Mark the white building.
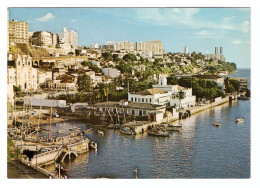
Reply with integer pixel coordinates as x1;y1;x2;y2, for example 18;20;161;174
101;68;121;78
14;54;38;91
61;27;78;48
116;41;135;52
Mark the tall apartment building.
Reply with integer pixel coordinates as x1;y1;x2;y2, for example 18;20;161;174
31;31;52;47
61;27;78;48
136;40;164;55
184;46;188;54
7;10;9;51
116;41;135;52
206;47;226;62
9;19;29;44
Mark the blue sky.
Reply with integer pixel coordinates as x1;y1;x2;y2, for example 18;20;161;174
9;8;251;68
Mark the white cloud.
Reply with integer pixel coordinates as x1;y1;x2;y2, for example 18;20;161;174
195;30;219;39
133;8;235;31
36;13;55;22
232;40;243;44
240;21;250;33
71;19;77;22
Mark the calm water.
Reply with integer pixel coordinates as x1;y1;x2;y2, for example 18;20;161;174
42;69;250;179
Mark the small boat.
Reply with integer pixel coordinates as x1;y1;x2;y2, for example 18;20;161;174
166;123;183;131
212;121;221;127
148;128;169;137
98;130;104;136
238;95;250;100
108;124;121;129
83;128;93;133
89;141;97;149
57;130;65;133
236;117;245;123
120;126;136;135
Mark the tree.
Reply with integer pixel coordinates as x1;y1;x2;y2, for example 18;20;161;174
77;74;91;92
178;90;185;109
167;76;178;85
102;52;112;61
112;54;119;62
123;54;137;62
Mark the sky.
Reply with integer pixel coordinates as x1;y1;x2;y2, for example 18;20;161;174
8;8;251;68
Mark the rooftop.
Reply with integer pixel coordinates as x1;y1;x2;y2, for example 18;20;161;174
135;88;167;95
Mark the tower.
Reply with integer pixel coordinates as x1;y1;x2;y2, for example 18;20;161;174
184;46;188;54
220;47;223;55
215;47;218;54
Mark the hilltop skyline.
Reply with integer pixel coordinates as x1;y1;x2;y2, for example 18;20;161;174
8;8;251;68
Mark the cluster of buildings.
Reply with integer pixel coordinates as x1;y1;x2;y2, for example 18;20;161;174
95;75;196;123
205;46;226;62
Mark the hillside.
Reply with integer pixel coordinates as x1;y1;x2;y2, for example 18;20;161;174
9;44;51;57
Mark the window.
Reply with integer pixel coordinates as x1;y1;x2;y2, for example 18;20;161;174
131;97;133;101
150;98;152;102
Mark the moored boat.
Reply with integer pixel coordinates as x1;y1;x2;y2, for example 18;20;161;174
120;126;136;135
212;121;221;127
108;124;121;129
147;128;169;137
236;117;245;123
83;128;93;133
89;141;97;149
238;95;250;100
98;130;104;135
166;124;183;131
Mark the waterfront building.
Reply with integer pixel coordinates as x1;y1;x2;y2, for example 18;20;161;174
37;69;52;88
232;77;248;91
95;101;165;123
9;19;29;44
89;43;99;49
61;27;78;48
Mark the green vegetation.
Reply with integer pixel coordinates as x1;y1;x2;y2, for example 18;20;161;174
168;76;225;99
7;138;20;162
77;74;91;93
224;78;240;93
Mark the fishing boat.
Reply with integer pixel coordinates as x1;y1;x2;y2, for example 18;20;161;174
238;95;250;100
108;124;121;129
165;123;183;131
83;128;93;133
120;126;136;135
98;130;104;136
148;128;169;137
89;141;97;149
212;121;221;127
236;117;245;123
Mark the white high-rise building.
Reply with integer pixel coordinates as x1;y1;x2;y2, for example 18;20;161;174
184;46;188;54
116;41;135;52
136;40;164;55
61;27;78;48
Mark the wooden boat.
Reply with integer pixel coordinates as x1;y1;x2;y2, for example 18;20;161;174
166;124;183;131
212;121;221;127
236;117;245;123
98;130;104;136
83;128;93;133
108;124;121;129
148;129;169;137
89;141;97;149
120;126;136;135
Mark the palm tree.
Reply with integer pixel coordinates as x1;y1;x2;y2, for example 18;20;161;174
178;90;185;110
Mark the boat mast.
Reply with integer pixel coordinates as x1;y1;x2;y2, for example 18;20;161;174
37;101;42;141
49;105;52;140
